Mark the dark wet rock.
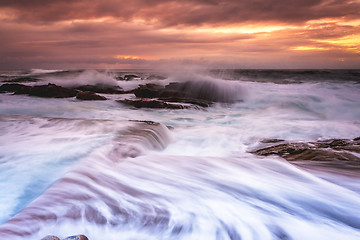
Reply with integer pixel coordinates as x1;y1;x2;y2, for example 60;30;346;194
133;83;180;99
75;85;123;94
133;83;215;108
130;120;160;125
253;142;358;162
124;74;140;81
313;138;360;153
0;83;29;93
118;99;192;109
41;236;61;240
14;85;32;94
15;84;77;98
134;83;164;98
76;91;107;100
158;97;212;108
290;149;359;162
161;81;236;103
2;83;123;98
134;81;239;104
315;139;350;148
146;74;167;80
252;142;310;159
4;77;39;83
250;138;360;170
28;84;77;98
260;139;285;144
129;79;243;109
115;76;124;80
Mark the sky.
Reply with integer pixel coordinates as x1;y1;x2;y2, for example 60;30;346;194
0;0;359;70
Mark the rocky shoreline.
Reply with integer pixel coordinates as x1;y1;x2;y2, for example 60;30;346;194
0;81;226;109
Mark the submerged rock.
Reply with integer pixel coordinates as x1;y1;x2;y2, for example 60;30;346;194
76;91;107;100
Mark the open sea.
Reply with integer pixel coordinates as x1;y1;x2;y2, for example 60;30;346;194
0;69;360;240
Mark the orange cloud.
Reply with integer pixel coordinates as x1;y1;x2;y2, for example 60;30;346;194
0;1;359;69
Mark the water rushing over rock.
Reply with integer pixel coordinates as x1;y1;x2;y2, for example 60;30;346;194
0;118;173;239
0;69;360;240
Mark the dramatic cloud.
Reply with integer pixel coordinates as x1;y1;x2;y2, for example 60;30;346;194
1;0;359;25
0;0;359;69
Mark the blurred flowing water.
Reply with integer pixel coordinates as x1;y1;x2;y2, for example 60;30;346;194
0;69;360;240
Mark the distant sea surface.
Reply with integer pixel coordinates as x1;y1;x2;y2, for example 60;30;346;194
0;69;360;240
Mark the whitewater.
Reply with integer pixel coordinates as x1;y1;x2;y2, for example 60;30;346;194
0;69;359;240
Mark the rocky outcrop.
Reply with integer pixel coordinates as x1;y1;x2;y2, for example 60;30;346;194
133;83;184;99
118;99;195;109
134;83;164;98
132;82;216;108
76;91;107;100
0;83;118;100
75;85;123;94
14;85;32;94
1;79;238;109
134;80;240;103
0;83;29;93
250;137;360;170
3;77;39;83
25;84;77;98
158;97;211;108
0;83;77;98
1;82;123;93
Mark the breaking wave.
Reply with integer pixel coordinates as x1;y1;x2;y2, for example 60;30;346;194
42;70;120;87
167;73;247;103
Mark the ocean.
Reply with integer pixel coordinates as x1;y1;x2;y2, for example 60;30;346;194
0;69;360;240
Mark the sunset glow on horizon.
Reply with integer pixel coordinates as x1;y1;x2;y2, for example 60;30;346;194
0;0;359;69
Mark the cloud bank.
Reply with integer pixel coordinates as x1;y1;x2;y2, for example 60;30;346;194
0;0;359;69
